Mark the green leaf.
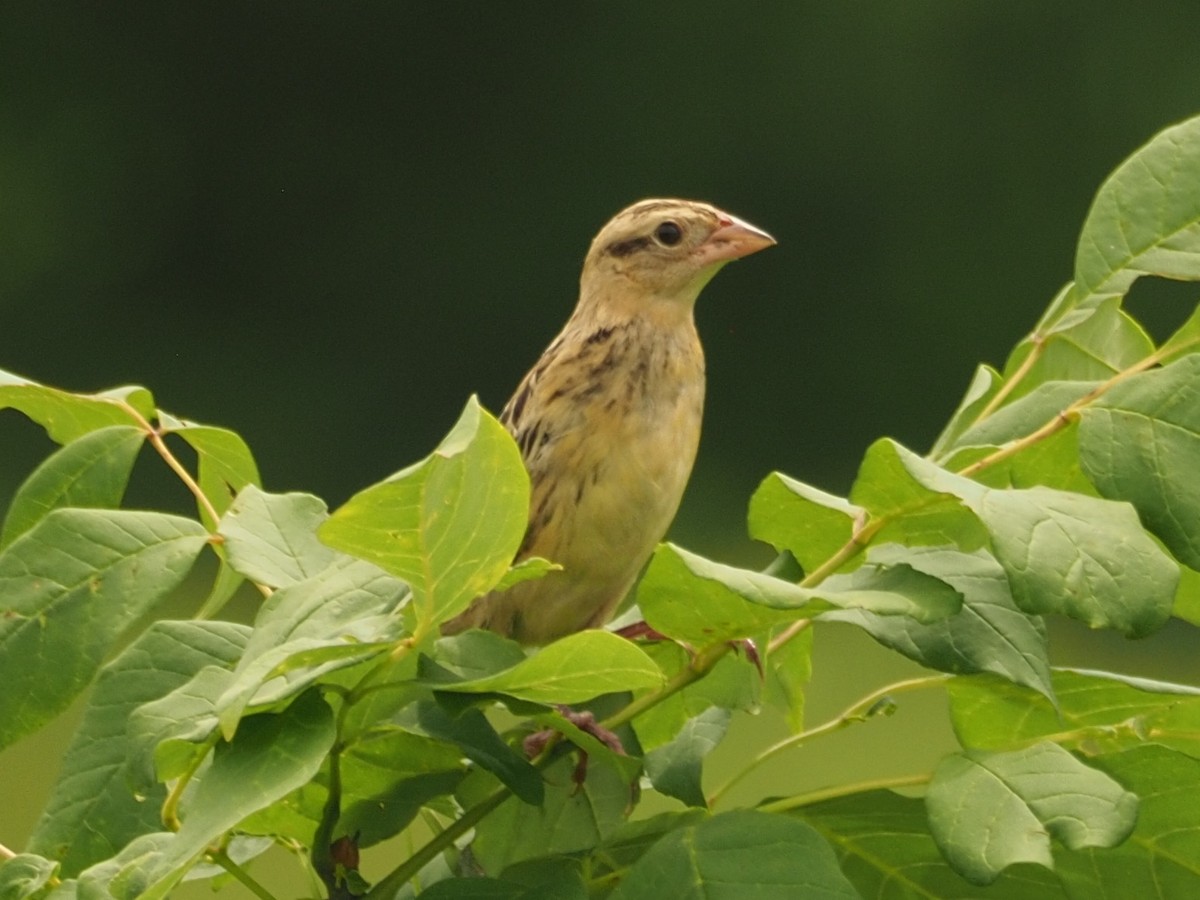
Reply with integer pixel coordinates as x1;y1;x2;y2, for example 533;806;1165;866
818;556;964;623
1174;563;1200;626
609;810;859;900
26;621;249;876
764;625;813;733
160;415;261;528
138;691;336;898
948;668;1200;759
1002;298;1153;404
639;543;958;647
320;396;529;630
317;727;466;847
748;472;861;573
633;643;761;751
951;381;1096;450
437;630;663;705
891;441;1178;636
468;752;633;876
218;486;339;587
643;707;730;807
413;701;542;805
800;790;1066;899
127;665;235;786
492;556;561;592
215;556;407;736
0;509;209;750
0;369;153;444
926;741;1138;884
825;545;1053;701
1074;114;1200;312
1056;745;1200;895
851;438;990;550
944;424;1100;496
1079;354;1200;569
0;854;59;900
0;425;145;550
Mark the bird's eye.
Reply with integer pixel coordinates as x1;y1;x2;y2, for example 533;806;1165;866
654;221;683;246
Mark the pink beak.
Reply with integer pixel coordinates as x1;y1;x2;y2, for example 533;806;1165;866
695;212;776;266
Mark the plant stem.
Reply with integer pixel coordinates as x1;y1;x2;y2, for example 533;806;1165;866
600;641;731;732
118;401;223;528
365;786;510;899
970;337;1044;426
758;772;932;814
208;847;279;900
708;674;947;808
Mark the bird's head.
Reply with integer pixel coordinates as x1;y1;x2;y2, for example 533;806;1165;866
580;199;775;313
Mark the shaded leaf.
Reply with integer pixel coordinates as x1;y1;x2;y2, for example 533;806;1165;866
1080;354;1200;569
0;510;208;750
609;809;859;900
643;707;730;807
825;545;1053;701
0;425;145;550
800;790;1066;900
26;621;249;876
137;691;336;898
926;741;1137;884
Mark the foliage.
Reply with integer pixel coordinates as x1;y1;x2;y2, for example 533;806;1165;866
3;114;1200;899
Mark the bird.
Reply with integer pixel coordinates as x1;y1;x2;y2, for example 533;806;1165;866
445;199;775;644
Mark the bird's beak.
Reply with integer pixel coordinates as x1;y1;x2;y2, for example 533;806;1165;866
695;213;776;266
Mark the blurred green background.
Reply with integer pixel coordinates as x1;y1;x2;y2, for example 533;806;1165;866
3;2;1200;893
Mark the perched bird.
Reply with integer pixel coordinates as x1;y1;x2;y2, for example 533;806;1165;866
446;199;775;644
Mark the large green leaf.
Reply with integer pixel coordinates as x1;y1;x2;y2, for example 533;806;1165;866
25;621;249;877
434;630;663;705
948;669;1200;760
467;752;634;876
0;509;209;750
0;369;154;444
214;555;407;736
890;441;1178;636
137;690;336;899
747;472;860;573
609;810;859;900
1079;354;1200;569
217;486;338;587
0;425;145;550
1074;114;1200;313
925;741;1137;884
638;542;960;646
320;397;528;631
800;790;1066;899
1057;745;1200;896
825;545;1053;701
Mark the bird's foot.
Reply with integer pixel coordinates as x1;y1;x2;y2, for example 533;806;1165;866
523;705;626;789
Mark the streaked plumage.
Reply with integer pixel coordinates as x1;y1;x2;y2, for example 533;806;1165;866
446;199;775;643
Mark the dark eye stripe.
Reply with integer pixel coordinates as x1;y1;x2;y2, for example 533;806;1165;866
605;235;653;258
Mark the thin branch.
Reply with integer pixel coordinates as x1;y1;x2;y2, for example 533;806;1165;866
708;674;947;808
208;847;280;900
365;786;509;899
758;772;932;814
970;337;1045;426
